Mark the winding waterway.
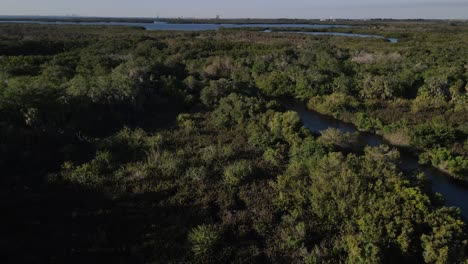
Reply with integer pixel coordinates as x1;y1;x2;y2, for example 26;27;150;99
285;101;468;219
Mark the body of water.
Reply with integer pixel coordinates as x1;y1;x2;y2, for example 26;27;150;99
286;101;468;219
0;20;350;30
0;21;397;42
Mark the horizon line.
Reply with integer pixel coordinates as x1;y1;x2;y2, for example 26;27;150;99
1;14;468;21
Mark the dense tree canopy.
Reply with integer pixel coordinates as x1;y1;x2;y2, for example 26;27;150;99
0;23;467;263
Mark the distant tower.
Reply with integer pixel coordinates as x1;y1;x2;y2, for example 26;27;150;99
216;15;220;20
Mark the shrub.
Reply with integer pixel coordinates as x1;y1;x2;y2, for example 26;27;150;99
188;225;220;259
255;70;293;96
421;208;466;264
411;124;456;149
420;148;468;180
223;160;253;187
61;151;113;190
267;111;302;145
185;166;208;181
200;79;233;107
308;93;360;118
290;137;327;162
157;151;183;178
263;147;284;167
177;113;196;132
210;93;261;128
356;112;383;132
100;127;150;161
318;128;360;150
359;74;396;100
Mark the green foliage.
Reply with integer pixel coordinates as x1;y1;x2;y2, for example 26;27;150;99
411;123;456;149
290;136;327;162
202;56;234;79
275;146;464;262
200;79;234;107
255;70;293;96
308;93;360;118
223;160;253;187
2;23;467;263
318;128;360;150
263;147;284;167
210;93;262;127
421;208;467;264
61;151;113;190
420;148;468;180
359;74;397;100
100;127;159;161
188;225;220;259
177;113;196;132
356;112;383;132
266;110;302;145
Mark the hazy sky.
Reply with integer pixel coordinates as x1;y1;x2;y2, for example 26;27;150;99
1;0;468;19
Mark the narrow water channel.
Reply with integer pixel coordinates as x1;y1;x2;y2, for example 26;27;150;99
285;100;468;219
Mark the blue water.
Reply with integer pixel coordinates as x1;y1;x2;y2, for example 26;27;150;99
0;21;397;42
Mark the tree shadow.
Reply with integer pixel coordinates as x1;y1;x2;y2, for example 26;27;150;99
2;187;206;263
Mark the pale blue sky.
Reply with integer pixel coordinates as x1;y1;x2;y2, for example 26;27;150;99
1;0;468;19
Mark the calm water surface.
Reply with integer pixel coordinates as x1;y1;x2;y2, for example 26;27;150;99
286;101;468;219
0;20;350;30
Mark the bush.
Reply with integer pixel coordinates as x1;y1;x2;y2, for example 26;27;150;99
421;208;466;264
61;151;113;190
308;93;360;118
263;147;284;167
266;111;302;145
223;160;253;187
359;74;397;100
177;113;196;132
200;79;233;107
411;124;456;149
210;93;261;128
318;128;360;150
356;112;383;132
255;70;293;96
100;127;152;162
188;225;220;259
420;148;468;180
290;137;327;162
185;166;208;181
